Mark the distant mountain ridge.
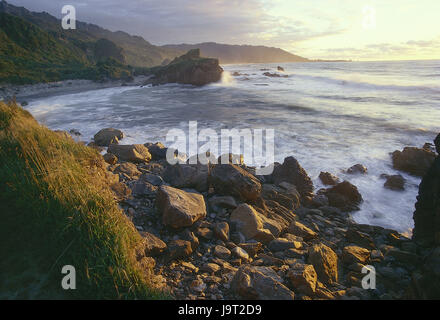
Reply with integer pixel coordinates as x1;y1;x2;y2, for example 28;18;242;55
162;42;309;64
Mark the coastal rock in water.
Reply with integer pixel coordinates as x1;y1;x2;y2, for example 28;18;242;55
270;157;314;200
140;232;167;257
392;146;435;177
319;172;340;186
323;181;363;212
277;66;285;72
347;164;368;174
287;263;317;295
231;265;295;300
383;174;406;191
263;72;288;78
156;185;207;228
163;163;209;192
308;243;338;284
210;164;262;202
150;49;223;86
94;128;124;146
108;144;152;163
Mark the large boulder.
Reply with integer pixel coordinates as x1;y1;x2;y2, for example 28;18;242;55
93;128;124;146
308;243;338;284
392;147;435;177
323;181;363;212
270;157;314;200
287;263;318;296
210;164;262;202
107;144;152;163
162;163;209;192
150;49;223;86
229;204;264;240
156;185;207;228
231;265;295;300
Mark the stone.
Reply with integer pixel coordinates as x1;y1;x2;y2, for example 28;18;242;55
347;164;368;174
156;185;207;228
144;142;167;160
392;146;435;177
140;232;167;256
231;265;295;300
270;157;314;200
230;204;264;240
214;222;230;242
287;263;317;295
319;172;340;186
342;246;370;264
324;181;363;212
94;128;124;146
130;180;158;197
308;244;338;284
108;144;152;163
268;238;301;252
288;221;317;241
163;163;209;192
200;263;221;274
103;153;118;165
140;173;164;186
261;183;300;210
384;174;406;191
237;243;263;257
115;162;141;179
231;246;250;261
167;240;193;260
210;164;262;202
214;245;231;259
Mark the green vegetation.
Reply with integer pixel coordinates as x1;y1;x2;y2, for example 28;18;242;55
0;101;163;299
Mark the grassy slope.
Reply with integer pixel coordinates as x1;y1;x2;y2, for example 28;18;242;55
0;101;163;299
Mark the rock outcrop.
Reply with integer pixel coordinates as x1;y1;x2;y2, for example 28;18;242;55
93;128;124;146
392;146;435;177
149;49;223;86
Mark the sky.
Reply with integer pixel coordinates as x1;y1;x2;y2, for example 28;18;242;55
7;0;440;61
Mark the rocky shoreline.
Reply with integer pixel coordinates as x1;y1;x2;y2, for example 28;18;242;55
61;127;440;300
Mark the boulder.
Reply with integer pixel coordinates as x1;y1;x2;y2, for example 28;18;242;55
103;153;118;165
308;244;338;284
268;238;301;252
261;183;300;210
319;172;340;186
231;265;295;300
114;162;141;179
162;163;209;192
214;245;231;260
210;164;262;202
140;232;167;256
231;246;250;261
230;204;267;241
94;128;124;146
144;142;167;160
214;222;230;242
383;174;406;191
287;263;317;296
167;240;193;260
156;185;207;228
323;181;363;212
107;144;152;163
392;147;435;177
342;246;370;264
150;49;223;86
208;196;237;213
288;221;317;241
270;157;314;200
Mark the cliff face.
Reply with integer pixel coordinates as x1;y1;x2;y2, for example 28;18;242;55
410;133;440;298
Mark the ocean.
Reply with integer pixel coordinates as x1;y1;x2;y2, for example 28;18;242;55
24;59;440;234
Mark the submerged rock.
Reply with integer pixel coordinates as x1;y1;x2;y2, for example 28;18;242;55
383;174;406;191
319;172;340;186
347;164;368;175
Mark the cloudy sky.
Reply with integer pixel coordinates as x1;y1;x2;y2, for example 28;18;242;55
7;0;440;61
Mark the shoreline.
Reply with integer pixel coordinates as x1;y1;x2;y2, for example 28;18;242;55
0;75;151;102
